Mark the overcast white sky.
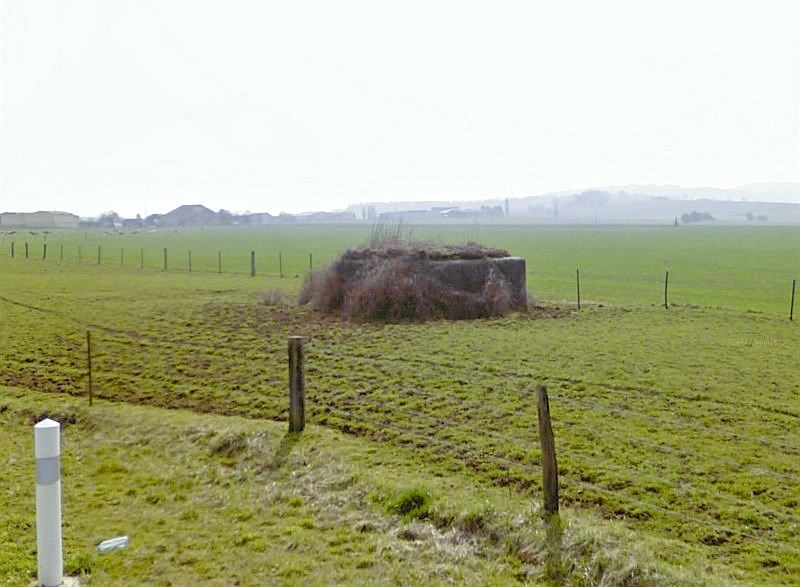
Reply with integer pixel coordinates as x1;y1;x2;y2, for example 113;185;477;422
2;0;798;217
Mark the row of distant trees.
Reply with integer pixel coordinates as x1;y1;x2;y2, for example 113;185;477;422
745;212;769;222
679;210;769;224
680;211;714;224
96;211;122;227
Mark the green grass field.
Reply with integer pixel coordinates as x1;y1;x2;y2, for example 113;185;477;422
2;224;797;313
0;387;743;586
1;224;798;585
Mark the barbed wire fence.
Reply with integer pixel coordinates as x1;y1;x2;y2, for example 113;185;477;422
3;236;798;318
3;238;313;279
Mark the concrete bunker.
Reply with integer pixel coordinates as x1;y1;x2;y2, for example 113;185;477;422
300;242;527;321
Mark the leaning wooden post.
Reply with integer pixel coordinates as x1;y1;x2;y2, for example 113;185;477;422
664;270;669;310
791;279;796;321
87;331;93;406
250;251;256;277
34;418;63;587
536;384;559;514
576;269;581;310
288;336;306;433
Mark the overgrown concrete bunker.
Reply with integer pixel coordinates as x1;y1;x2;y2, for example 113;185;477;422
300;243;527;321
424;256;527;310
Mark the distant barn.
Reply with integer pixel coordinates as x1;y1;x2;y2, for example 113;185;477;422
0;211;80;229
156;205;220;227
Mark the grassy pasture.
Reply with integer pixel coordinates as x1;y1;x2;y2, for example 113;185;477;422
1;224;798;585
0;387;743;586
2;224;797;314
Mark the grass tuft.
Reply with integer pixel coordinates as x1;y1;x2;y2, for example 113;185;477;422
262;288;292;307
208;430;248;458
378;487;433;521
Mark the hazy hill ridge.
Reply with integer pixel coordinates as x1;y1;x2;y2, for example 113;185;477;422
344;182;799;224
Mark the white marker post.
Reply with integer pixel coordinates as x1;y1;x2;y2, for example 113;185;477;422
35;418;63;587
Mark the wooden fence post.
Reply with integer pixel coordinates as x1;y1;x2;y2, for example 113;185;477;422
309;252;313;273
279;252;283;278
250;251;256;277
43;244;47;260
87;331;93;406
163;248;168;271
97;246;102;265
791;279;796;321
10;241;14;257
25;242;29;258
188;251;192;273
218;251;222;274
664;271;669;310
536;384;558;514
576;269;581;310
288;336;306;433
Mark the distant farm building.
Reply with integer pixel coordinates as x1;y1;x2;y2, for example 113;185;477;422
121;217;145;228
0;211;80;229
294;211;357;223
156;205;219;227
378;206;504;222
239;212;274;225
